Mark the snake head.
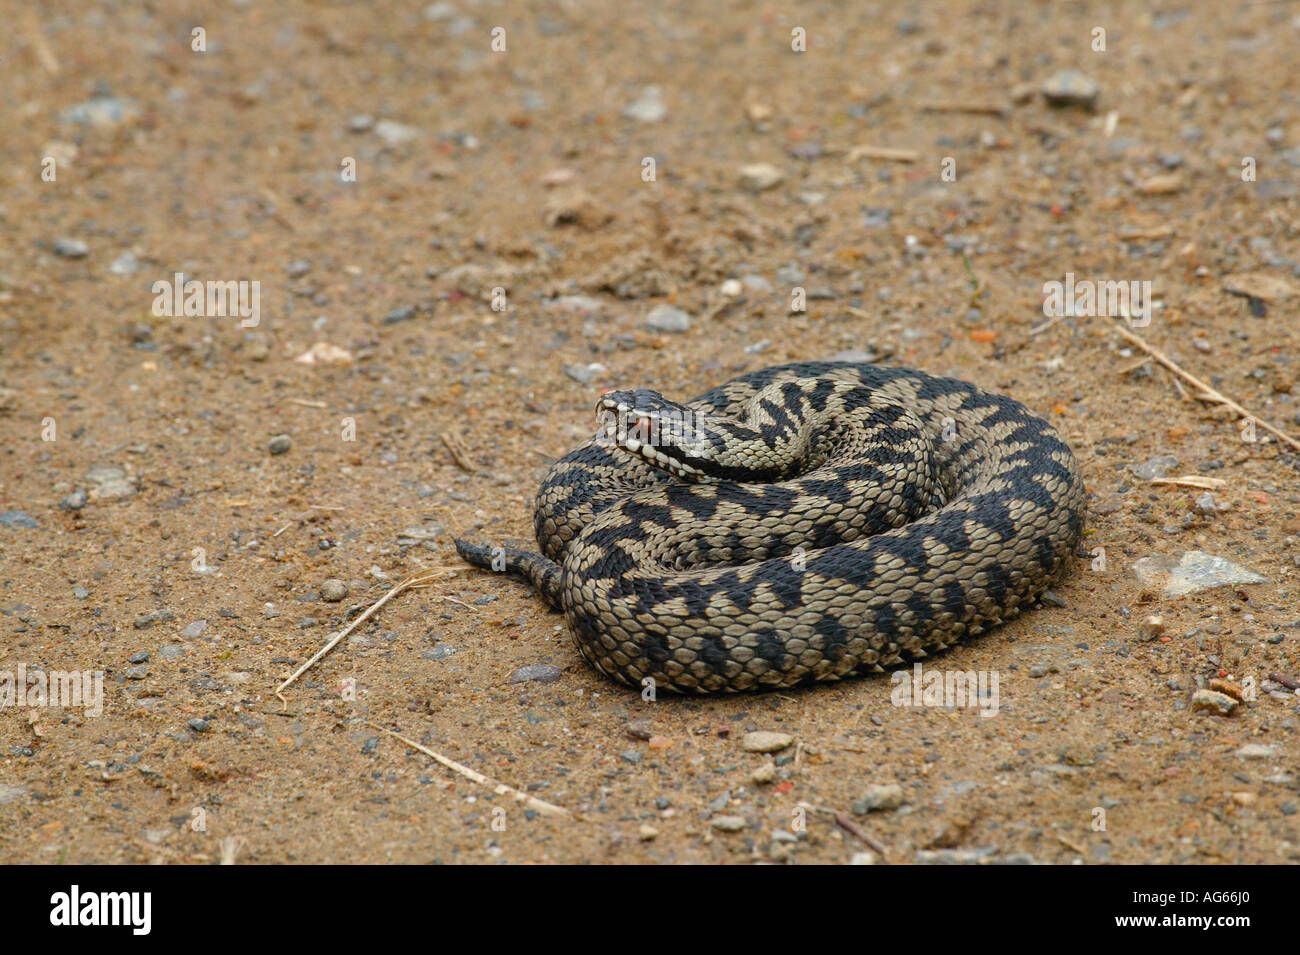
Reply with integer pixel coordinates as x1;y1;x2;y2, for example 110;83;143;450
596;390;718;480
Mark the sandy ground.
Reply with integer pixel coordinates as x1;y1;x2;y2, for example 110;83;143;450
2;0;1299;864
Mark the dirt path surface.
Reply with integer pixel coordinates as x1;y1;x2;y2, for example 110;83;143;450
2;1;1299;864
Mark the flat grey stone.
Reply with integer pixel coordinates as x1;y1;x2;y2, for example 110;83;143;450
644;304;691;333
1132;551;1267;597
509;664;563;684
0;510;37;528
1042;70;1099;110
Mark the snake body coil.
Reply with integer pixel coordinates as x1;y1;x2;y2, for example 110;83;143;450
456;361;1086;694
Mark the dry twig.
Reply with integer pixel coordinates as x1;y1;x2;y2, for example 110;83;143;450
1115;323;1300;452
846;145;918;163
274;569;449;704
372;724;573;819
440;432;477;471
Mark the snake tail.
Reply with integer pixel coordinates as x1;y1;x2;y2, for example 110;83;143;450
452;538;563;609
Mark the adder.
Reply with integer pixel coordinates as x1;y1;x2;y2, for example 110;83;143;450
455;360;1086;694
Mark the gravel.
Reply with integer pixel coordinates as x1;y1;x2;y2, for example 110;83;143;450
61;489;88;511
738;163;785;191
133;610;175;629
1130;455;1179;480
740;731;793;753
53;238;90;258
622;85;666;123
1131;551;1268;597
320;579;349;602
508;664;563;684
0;511;38;529
1042;70;1100;110
644;304;691;333
851;783;904;813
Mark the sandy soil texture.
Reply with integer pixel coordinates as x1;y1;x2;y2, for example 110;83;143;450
2;1;1299;864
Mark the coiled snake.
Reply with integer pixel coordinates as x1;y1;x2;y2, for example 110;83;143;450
456;361;1085;694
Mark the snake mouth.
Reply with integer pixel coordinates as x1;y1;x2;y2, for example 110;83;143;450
597;393;713;480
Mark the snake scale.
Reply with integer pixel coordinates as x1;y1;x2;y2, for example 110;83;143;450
455;361;1086;694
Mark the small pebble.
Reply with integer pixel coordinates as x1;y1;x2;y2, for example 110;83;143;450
563;363;606;385
59;96;140;127
268;434;293;455
128;652;150;664
374;119;422;145
1131;455;1179;480
1191;689;1239;716
622;86;666;123
61;489;89;511
737;163;785;192
383;305;417;325
626;721;654;740
710;815;747;832
109;251;138;275
0;510;38;529
133;609;175;630
1131;551;1268;597
1137;173;1184;195
53;238;90;259
1138;615;1165;641
1042;70;1100;110
851;783;904;814
740;731;793;753
188;718;209;732
644;304;691;333
1234;743;1276;759
0;784;29;804
320;579;349;602
508;664;562;684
